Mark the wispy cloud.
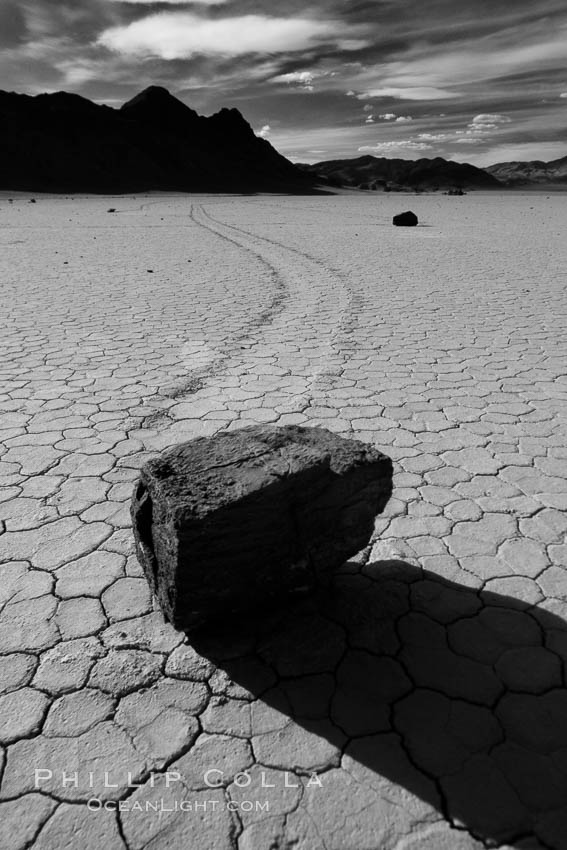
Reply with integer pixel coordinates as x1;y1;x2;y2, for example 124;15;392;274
376;112;413;122
462;140;567;167
269;68;340;93
99;13;369;59
356;86;455;101
359;140;432;153
271;70;316;91
469;113;512;129
273;71;315;85
0;2;28;47
111;0;228;4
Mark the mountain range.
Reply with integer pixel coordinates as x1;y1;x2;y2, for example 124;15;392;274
0;86;313;194
485;156;567;185
296;155;500;191
0;86;565;193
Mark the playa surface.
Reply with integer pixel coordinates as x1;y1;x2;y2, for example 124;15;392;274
1;192;566;849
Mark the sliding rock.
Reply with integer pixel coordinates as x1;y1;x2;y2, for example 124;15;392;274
393;210;418;226
131;424;393;630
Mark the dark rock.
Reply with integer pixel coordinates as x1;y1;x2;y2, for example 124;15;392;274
393;211;418;226
131;425;393;631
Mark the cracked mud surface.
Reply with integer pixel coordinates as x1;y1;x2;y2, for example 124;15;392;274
0;192;566;850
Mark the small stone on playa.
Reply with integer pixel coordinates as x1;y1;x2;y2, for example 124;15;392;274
393;211;418;226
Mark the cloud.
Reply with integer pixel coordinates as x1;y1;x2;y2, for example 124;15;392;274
365;109;411;126
271;70;324;91
342;25;567;117
450;113;514;142
376;112;412;122
257;124;270;138
112;0;228;3
359;140;432;153
418;133;451;141
273;71;314;85
56;59;101;85
99;13;369;59
357;86;456;101
409;114;513;150
355;111;514;161
463;140;567;168
355;33;567;99
0;2;28;47
561;92;567;98
469;113;512;130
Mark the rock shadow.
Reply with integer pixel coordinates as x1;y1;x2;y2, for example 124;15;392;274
191;559;567;849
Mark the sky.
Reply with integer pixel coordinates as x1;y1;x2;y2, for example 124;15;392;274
1;0;566;165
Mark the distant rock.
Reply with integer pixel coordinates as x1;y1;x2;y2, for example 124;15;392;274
131;424;393;630
393;211;418;226
0;86;317;194
298;154;501;191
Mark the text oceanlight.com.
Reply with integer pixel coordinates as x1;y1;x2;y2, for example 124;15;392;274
87;798;271;813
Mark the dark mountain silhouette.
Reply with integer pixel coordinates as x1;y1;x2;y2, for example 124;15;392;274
485;155;567;186
0;86;315;194
298;154;501;191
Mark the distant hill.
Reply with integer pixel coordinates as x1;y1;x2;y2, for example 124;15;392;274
0;86;315;194
297;154;501;191
485;155;567;186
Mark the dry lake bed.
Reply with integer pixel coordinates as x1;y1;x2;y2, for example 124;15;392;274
1;192;566;850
